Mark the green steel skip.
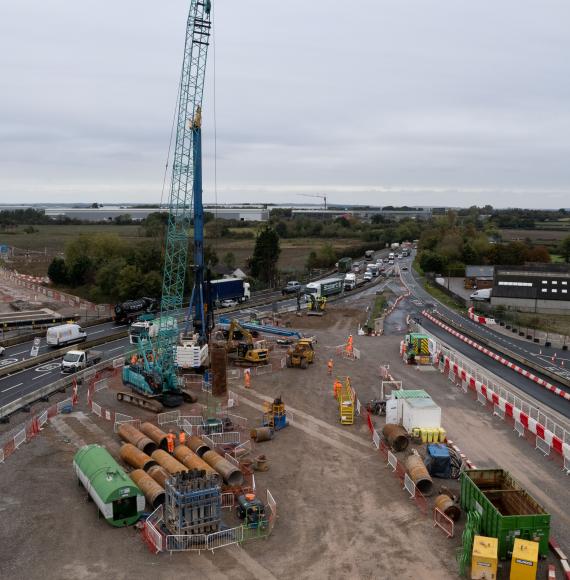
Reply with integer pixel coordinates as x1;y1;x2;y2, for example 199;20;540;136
74;444;144;527
460;469;550;559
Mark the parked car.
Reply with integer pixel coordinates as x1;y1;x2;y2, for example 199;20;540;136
282;281;302;295
220;298;238;308
470;289;492;302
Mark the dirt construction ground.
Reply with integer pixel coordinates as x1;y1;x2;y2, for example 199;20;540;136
0;289;569;579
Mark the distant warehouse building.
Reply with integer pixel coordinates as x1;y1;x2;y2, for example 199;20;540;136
491;264;570;314
464;265;494;289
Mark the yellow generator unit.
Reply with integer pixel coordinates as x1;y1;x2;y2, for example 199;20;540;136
471;535;498;580
509;539;538;580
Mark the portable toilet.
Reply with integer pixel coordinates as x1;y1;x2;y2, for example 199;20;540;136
509;539;538;580
471;535;498;579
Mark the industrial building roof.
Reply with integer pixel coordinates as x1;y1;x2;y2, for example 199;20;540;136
465;265;494;278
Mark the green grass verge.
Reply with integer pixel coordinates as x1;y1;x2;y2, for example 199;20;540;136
422;280;466;314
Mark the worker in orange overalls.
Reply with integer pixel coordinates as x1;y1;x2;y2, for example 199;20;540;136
346;334;353;354
166;430;175;454
179;430;186;446
327;358;334;375
244;368;251;389
130;354;137;365
333;378;343;400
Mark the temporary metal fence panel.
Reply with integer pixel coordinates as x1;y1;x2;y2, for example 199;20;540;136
267;489;276;517
227;390;239;408
224;453;241;468
353;347;361;360
0;449;4;463
184;374;203;386
226;369;241;380
255;364;273;376
38;410;48;428
114;417;140;433
387;451;398;472
448;369;455;382
112;357;124;369
94;378;108;392
477;392;487;407
356;399;361;416
404;473;416;498
515;421;525;438
493;405;505;420
91;402;102;417
207;431;241;446
202;380;212;394
461;380;468;393
166;534;207;553
57;397;73;413
221;493;235;509
433;507;455;538
145;506;164;552
564;456;570;475
535;436;551;456
233;439;252;457
226;413;247;430
207;526;243;552
372;429;380;449
158;410;180;426
14;428;26;449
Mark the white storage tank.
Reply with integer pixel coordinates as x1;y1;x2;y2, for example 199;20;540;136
402;398;441;432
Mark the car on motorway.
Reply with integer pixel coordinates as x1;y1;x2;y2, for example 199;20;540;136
282;281;302;295
220;298;238;308
363;271;373;282
0;346;4;356
401;265;408;270
383;258;389;263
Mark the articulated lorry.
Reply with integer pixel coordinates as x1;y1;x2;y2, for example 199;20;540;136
304;277;344;300
114;297;157;325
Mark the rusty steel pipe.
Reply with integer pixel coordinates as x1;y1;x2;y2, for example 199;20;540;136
202;450;244;486
117;423;157;455
405;454;433;496
129;469;165;509
188;435;210;457
140;422;169;451
119;443;157;472
382;423;409;452
173;445;220;482
150;449;188;475
147;464;171;488
435;494;460;521
250;427;273;443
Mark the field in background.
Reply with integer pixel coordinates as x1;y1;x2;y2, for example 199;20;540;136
499;228;568;248
0;224;364;276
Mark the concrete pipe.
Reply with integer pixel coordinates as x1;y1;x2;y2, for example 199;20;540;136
129;469;165;509
405;454;433;496
173;445;220;482
250;427;273;443
202;450;244;486
119;443;157;472
435;494;460;521
147;464;171;488
382;424;409;452
188;435;210;458
140;422;169;451
151;449;188;475
117;423;157;455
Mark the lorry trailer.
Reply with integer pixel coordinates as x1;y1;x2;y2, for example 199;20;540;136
304;277;344;300
209;278;250;305
74;444;144;527
114;297;157;324
337;257;353;273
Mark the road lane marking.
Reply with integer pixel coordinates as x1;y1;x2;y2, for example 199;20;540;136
1;382;23;393
88;329;106;335
32;372;51;381
108;345;124;352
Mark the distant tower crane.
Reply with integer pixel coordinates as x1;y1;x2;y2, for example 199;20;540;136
122;0;213;408
297;193;328;211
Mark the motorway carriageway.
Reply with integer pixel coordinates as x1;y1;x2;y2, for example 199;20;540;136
0;250;393;411
406;265;570;382
399;264;570;419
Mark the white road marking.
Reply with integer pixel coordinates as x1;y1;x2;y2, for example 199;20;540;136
108;345;124;353
88;329;106;335
1;382;23;393
32;372;51;381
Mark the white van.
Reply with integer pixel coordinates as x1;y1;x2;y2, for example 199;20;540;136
470;288;492;302
46;323;87;347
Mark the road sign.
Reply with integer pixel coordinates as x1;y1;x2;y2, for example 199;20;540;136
30;337;40;357
0;244;8;254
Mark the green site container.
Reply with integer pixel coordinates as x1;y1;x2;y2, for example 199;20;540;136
460;469;550;559
74;444;144;527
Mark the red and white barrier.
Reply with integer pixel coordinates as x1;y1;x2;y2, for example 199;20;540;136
423;310;570;402
439;353;569;460
467;306;495;325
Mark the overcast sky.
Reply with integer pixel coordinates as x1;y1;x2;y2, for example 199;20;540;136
1;0;569;208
